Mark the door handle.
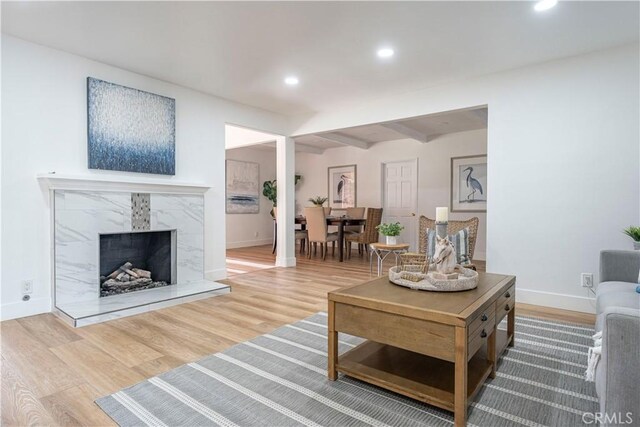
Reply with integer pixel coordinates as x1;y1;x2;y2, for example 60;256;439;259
411;213;416;216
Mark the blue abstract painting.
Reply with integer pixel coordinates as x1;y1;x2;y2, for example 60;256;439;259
87;77;175;175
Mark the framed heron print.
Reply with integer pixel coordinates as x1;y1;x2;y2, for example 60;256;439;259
328;164;357;209
451;155;487;212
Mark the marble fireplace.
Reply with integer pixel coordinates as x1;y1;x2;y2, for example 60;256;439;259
99;229;177;296
46;177;229;327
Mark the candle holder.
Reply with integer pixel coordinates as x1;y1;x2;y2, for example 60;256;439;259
436;221;448;239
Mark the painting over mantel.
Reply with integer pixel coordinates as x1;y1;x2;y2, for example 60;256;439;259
87;77;176;175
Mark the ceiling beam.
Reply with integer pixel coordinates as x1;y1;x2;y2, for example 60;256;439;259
313;133;370;150
295;143;325;155
380;122;428;143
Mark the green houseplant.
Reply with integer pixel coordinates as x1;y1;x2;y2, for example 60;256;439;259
623;226;640;250
262;175;302;217
308;196;328;207
376;222;405;245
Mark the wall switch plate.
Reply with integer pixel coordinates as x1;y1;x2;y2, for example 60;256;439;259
254;232;259;237
581;273;594;288
22;280;33;294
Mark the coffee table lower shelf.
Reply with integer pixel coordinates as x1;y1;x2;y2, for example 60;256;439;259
337;340;494;412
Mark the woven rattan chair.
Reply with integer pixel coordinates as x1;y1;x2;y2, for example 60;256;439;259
305;207;338;260
418;216;479;270
344;207;366;235
345;208;383;259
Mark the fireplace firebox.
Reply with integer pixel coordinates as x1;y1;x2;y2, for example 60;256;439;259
99;230;177;297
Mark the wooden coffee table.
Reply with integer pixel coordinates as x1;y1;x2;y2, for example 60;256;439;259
328;272;516;427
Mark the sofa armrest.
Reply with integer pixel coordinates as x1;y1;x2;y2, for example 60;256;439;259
600;250;640;284
600;307;640;425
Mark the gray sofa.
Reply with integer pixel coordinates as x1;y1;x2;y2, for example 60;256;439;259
595;250;640;425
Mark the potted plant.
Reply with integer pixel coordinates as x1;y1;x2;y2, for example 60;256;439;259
308;196;328;207
623;226;640;250
376;222;404;245
262;175;302;217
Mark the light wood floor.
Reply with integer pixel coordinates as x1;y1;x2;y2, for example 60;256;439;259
1;244;594;426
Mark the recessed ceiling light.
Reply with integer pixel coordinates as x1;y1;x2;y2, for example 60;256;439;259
534;0;558;12
284;76;299;86
377;48;395;59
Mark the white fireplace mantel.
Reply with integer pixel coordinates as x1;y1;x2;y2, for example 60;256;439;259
37;173;211;194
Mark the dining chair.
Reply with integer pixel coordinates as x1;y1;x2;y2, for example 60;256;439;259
344;207;366;235
305;207;338;260
295;229;308;254
345;208;383;259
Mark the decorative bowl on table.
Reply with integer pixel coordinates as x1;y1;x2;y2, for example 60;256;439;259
389;264;479;292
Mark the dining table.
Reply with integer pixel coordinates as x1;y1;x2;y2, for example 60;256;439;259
272;216;367;262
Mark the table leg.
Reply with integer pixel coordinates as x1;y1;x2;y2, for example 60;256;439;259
369;246;374;274
338;222;344;262
488;325;497;379
328;301;338;380
507;305;515;347
454;326;468;427
272;220;277;254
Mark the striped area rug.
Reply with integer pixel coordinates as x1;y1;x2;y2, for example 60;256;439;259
96;313;598;427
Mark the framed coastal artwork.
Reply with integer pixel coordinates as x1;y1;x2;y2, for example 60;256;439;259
226;159;260;214
328;164;357;209
87;77;176;175
451;155;487;212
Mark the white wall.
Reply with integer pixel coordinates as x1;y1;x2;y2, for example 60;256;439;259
296;130;488;260
226;146;276;249
292;44;640;313
1;36;289;320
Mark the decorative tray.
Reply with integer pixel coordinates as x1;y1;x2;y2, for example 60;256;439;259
388;264;479;292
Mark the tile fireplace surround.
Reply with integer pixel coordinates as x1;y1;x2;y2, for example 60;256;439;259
42;175;229;327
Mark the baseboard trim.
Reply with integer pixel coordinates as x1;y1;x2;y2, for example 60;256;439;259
516;288;596;314
205;268;227;281
226;239;273;249
1;297;52;321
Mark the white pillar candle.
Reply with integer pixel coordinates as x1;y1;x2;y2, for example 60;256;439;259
436;207;449;223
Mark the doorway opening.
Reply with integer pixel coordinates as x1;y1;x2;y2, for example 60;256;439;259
224;124;279;277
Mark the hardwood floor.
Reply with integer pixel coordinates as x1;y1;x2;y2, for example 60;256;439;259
1;244;592;426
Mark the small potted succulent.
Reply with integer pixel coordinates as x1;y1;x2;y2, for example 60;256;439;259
308;196;328;207
623;226;640;250
376;222;404;245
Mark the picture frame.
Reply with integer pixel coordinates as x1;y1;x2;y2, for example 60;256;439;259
328;164;357;209
450;155;487;212
226;159;260;214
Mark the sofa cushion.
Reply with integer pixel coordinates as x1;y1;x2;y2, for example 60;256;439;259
596;283;639;313
596;288;640;332
596;281;638;298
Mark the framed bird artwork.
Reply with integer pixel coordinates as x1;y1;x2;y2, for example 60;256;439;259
450;155;487;212
328;164;357;209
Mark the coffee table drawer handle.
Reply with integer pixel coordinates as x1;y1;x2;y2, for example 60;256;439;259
505;304;511;311
481;314;488;321
480;329;487;338
505;291;511;298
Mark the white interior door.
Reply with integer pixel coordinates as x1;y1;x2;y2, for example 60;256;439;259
382;159;418;250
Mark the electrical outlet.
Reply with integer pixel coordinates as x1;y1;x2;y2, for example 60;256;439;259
22;280;33;294
581;273;594;288
254;231;259;237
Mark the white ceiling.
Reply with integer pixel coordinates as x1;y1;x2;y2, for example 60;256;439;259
227;107;487;154
295;106;488;153
2;2;638;116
